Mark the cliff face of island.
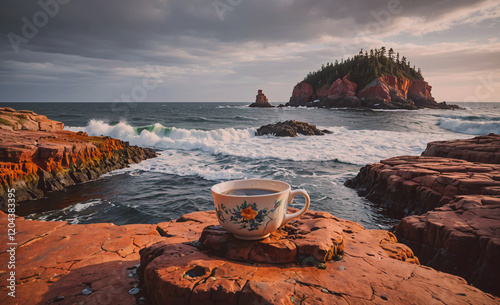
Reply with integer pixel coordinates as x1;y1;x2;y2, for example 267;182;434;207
0;107;156;208
346;134;500;296
287;48;459;110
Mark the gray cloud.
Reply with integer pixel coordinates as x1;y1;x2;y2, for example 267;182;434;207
0;0;499;102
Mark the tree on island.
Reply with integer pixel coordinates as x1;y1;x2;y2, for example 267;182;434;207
302;48;424;92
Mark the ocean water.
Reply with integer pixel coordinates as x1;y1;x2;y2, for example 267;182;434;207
8;102;500;229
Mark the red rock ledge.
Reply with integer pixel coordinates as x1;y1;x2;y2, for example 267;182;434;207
1;210;497;305
0;107;156;208
395;195;500;296
422;133;500;164
346;134;500;296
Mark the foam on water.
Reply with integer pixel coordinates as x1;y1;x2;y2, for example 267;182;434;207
67;120;470;168
30;199;108;224
124;150;251;181
438;117;500;135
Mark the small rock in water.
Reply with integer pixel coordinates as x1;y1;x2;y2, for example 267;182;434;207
53;295;65;302
81;288;92;296
128;272;134;277
129;287;140;295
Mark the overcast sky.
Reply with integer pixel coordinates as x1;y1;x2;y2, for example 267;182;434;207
1;0;499;103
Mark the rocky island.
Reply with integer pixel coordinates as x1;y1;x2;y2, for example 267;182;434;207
0;107;156;208
285;48;460;110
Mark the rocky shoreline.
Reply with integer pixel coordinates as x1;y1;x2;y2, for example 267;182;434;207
346;133;500;296
1;108;499;302
2;210;498;304
0;107;156;209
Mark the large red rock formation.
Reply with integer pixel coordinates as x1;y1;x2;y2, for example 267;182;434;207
317;74;362;108
287;75;459;109
316;74;358;100
288;82;316;106
346;134;500;295
0;108;156;208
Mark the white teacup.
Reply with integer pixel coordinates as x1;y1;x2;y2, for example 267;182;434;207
211;179;310;240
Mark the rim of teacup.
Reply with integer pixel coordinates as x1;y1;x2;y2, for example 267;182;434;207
211;179;290;197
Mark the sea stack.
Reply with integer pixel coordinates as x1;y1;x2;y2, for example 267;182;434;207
249;89;274;108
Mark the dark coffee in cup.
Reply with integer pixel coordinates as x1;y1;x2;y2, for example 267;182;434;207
222;188;278;196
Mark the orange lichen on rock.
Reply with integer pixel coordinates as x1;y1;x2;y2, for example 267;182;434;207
0;108;156;206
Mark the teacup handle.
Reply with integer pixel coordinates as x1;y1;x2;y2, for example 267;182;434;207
281;189;310;226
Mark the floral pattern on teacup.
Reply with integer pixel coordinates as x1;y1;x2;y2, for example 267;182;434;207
215;199;282;232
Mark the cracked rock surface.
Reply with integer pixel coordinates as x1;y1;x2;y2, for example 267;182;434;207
422;134;500;164
198;212;345;264
0;210;497;304
0;212;165;304
346;134;500;297
139;211;497;305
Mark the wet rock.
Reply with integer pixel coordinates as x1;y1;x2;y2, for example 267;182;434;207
256;120;327;137
128;287;140;295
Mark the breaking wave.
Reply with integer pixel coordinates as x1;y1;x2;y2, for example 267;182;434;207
67;119;468;166
438;117;500;135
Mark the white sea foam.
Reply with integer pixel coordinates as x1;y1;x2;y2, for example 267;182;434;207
31;199;106;224
438;118;500;135
125;150;252;181
66;120;471;168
